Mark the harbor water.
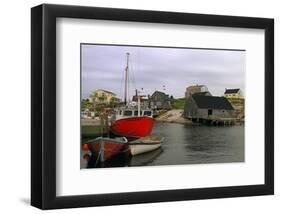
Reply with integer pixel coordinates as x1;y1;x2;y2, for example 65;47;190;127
81;122;244;168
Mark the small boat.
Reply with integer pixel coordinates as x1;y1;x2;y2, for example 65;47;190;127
128;135;164;156
86;137;129;162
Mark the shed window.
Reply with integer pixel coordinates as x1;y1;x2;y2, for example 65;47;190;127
208;109;213;115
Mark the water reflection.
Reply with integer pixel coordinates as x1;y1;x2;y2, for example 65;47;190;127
129;148;163;166
81;122;244;168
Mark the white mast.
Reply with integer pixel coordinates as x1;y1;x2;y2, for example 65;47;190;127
124;53;129;105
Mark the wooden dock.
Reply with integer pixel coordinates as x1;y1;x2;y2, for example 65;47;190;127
189;116;237;126
81;118;109;136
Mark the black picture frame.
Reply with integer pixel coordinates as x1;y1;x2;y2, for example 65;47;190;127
31;4;274;210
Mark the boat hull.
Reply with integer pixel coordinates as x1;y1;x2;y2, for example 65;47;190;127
129;135;164;156
130;143;161;156
110;116;155;138
88;138;129;162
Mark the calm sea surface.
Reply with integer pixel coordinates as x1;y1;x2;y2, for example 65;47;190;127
81;122;244;168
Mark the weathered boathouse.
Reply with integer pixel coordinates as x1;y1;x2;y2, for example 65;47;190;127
184;93;235;125
149;91;171;110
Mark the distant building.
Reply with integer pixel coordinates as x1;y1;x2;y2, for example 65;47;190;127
185;85;209;99
224;88;243;99
132;95;149;108
90;89;120;106
149;91;171;110
184;93;235;120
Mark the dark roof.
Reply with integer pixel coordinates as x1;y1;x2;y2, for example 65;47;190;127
224;89;240;94
151;91;169;98
192;91;211;96
192;94;234;110
152;91;166;96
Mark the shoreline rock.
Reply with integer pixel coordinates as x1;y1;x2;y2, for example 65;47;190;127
155;109;193;124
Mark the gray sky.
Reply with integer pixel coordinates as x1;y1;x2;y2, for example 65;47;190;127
81;44;245;100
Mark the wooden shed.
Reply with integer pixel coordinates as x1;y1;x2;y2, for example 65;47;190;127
184;93;235;125
149;91;171;110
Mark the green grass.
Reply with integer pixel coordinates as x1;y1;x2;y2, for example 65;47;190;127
171;98;186;109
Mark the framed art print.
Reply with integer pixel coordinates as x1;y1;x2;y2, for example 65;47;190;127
31;4;274;209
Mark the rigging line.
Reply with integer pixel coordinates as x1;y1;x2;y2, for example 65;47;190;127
128;52;137;98
119;54;126;102
119;67;124;102
128;57;130;103
136;48;141;93
130;58;137;91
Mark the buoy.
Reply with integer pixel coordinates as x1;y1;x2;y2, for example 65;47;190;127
83;153;91;161
82;143;89;151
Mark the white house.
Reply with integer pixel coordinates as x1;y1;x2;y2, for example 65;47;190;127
224;88;243;99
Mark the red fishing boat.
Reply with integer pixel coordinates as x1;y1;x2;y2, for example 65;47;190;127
111;113;154;138
110;53;155;138
86;137;129;162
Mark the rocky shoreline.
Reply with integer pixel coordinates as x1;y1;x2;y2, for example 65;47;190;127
155;109;193;124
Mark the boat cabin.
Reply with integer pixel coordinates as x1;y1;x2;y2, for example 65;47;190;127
117;109;153;118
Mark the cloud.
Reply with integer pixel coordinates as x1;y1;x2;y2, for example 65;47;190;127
81;44;245;99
